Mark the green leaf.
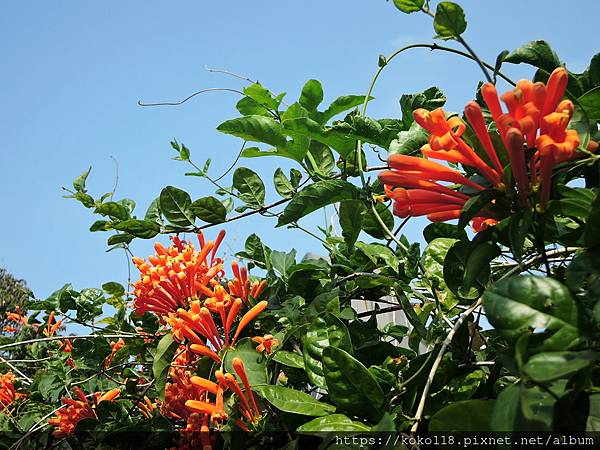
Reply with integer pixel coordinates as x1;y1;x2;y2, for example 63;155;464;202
522;351;597;382
159;186;195;227
272;351;305;369
388;121;428;155
102;282;125;297
339;200;365;247
73;166;92;193
273;168;295;198
504;40;562;73
152;333;179;401
458;189;501;229
217;115;287;147
509;208;533;261
271;249;297;278
224;337;269;386
299;79;324;111
95;201;130;221
243;82;283;111
277;180;361;226
302;313;352;389
233;167;266;207
483;276;582;351
113;219;160;239
296;414;370;433
323;347;385;422
433;2;467;40
577;86;600;120
444;237;500;300
237;234;272;270
392;0;424;14
429;400;495;432
361;202;394;239
190;196;227;224
283;117;355;157
144;197;162;224
422;237;459;287
107;233;133;246
253;385;335;416
305;141;335;178
241;144;307;163
317;95;370;124
584;193;600;248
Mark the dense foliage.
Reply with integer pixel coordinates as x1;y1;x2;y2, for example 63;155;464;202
1;1;600;449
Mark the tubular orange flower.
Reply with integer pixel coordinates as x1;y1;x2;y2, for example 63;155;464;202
381;67;591;227
48;387;121;438
232;301;269;346
132;232;226;317
43;312;62;337
104;338;125;368
189;344;221;363
6;307;28;326
232;358;260;419
0;373;18;411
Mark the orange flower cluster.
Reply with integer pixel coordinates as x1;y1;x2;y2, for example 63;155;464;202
132;232;272;447
48;387;121;438
132;231;266;318
0;372;21;411
380;67;596;229
4;307;28;333
104;338;125;368
43;312;63;337
164;349;261;449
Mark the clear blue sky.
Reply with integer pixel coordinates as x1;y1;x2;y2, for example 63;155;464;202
2;1;598;300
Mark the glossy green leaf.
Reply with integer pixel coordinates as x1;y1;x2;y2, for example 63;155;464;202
522;351;597;382
483;276;582;351
296;414;370;433
73;166;92;193
339;200;365;246
504;40;561;73
302;313;352;389
272;350;305;369
159;186;195;227
433;2;467;40
429;399;495;432
361;202;394;239
509;208;533;261
323;347;384;422
277;180;361;226
144;197;162;223
273;168;295;198
190;196;227;224
152;333;179;401
253;385;335;416
217;115;287;147
95;202;130;221
392;0;424;14
233;167;266;207
224;337;269;386
283;117;355;157
113;219;160;239
388;121;428;155
578;86;600;121
584;193;600;248
317;95;369;124
299;79;324;111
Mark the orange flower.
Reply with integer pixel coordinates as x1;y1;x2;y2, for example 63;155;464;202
104;338;125;368
43;312;62;337
6;307;28;326
252;334;279;354
48;387;121;438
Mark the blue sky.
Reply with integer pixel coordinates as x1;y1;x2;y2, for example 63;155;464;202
1;0;599;300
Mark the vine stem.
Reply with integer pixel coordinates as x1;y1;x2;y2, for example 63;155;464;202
498;247;580;280
0;334;155;352
410;298;482;434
